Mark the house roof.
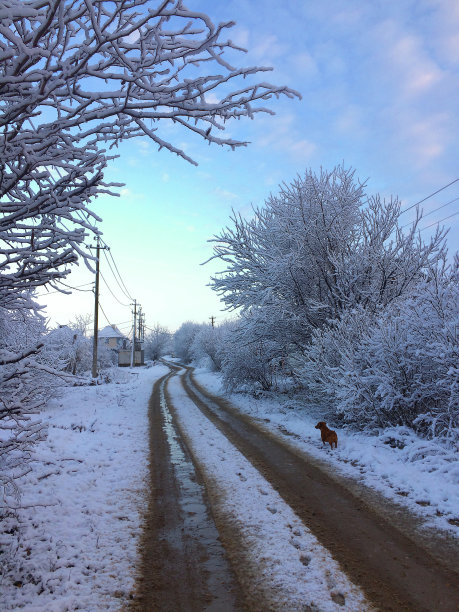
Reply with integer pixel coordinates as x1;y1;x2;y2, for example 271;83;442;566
98;325;127;339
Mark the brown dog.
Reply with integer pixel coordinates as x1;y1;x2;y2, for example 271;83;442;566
315;422;338;449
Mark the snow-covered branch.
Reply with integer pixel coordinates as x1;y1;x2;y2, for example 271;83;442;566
1;0;299;306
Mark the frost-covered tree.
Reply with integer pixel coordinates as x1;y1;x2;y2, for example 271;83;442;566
144;323;171;360
69;313;93;338
0;308;55;506
208;166;446;361
43;324;92;375
1;0;299;307
208;165;456;436
173;321;202;363
190;323;224;371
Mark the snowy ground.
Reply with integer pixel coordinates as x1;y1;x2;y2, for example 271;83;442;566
0;363;168;612
168;372;371;611
193;369;459;538
2;361;457;611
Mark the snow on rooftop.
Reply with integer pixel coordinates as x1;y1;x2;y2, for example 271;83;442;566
98;325;126;339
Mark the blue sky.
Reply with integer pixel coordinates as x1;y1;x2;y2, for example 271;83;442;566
39;0;459;336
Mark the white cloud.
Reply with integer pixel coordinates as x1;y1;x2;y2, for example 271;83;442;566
292;52;318;77
231;26;250;50
371;20;444;99
214;187;239;201
402;113;450;166
256;114;317;162
250;34;288;65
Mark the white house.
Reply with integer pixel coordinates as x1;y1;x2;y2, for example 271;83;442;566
98;325;129;351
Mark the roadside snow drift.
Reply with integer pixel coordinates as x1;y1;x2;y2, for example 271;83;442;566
1;364;168;611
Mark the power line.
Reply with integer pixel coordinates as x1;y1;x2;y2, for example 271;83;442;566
400;177;459;215
99;270;130;307
60;281;94;291
419;210;459;233
101;247;133;302
98;300;116;328
35;282;94;297
400;196;459;230
100;240;134;301
108;248;134;301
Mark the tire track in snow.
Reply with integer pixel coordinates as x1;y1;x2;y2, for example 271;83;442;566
166;367;371;612
130;369;244;611
174;363;459;612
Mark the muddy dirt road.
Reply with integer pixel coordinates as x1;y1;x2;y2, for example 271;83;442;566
129;367;245;611
130;363;459;611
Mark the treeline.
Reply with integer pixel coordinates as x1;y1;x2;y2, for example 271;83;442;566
175;166;458;442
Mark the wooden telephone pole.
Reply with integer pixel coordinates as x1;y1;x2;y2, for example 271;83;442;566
130;299;137;367
90;237;107;379
137;307;143;342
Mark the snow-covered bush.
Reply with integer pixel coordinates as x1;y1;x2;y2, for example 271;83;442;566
144;324;172;361
215;319;282;392
173;322;203;364
190;324;225;371
302;262;458;441
0;307;52;506
97;343;118;371
208;165;455;437
42;325;92;375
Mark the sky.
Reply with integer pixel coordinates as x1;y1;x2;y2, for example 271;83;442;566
38;0;459;337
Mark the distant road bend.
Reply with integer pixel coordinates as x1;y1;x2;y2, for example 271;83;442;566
130;361;459;612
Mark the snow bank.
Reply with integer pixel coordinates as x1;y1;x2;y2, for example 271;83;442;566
0;364;168;611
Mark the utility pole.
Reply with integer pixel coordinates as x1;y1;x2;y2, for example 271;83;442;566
89;237;108;378
137;306;143;342
139;311;145;342
130;299;137;367
210;315;216;328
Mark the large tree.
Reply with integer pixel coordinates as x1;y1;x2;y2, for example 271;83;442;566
0;0;299;307
208;165;445;347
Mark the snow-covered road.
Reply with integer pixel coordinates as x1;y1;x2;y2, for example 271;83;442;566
2;361;458;611
167;370;370;611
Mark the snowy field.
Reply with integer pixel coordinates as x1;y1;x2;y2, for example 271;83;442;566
168;372;370;611
193;369;459;538
1;363;169;611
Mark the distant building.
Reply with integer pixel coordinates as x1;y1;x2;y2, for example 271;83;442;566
98;325;129;350
118;347;144;367
98;325;145;366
